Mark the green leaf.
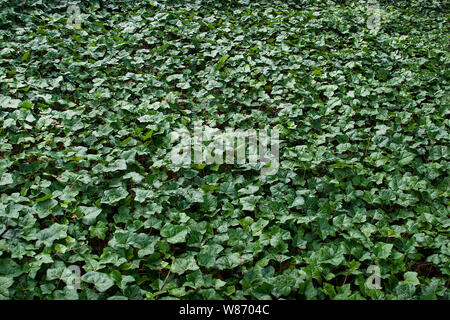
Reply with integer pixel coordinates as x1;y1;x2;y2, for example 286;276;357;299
160;224;188;244
216;55;229;70
373;243;394;259
81;206;102;225
0;173;13;186
401;272;420;286
82;271;114;292
101;187;129;204
21;51;31;62
35;224;68;247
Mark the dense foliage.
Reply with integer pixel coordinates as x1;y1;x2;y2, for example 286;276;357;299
0;0;448;300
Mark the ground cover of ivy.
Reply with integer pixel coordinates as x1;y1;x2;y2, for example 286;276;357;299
0;0;448;300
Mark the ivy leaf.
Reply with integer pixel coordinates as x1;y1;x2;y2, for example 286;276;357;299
0;173;13;186
160;224;189;244
81;206;102;225
35;224;68;247
373;243;394;259
82;272;114;292
101;187;129;204
401;272;420;286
